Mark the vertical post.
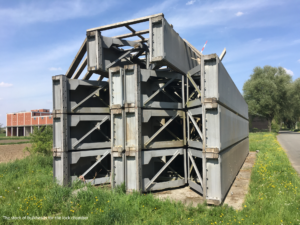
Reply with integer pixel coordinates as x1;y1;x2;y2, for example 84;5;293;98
23;127;25;137
201;56;207;200
31;126;33;134
6;127;7;137
17;127;19;137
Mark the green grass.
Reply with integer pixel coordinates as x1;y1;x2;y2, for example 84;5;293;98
0;133;299;224
0;136;30;141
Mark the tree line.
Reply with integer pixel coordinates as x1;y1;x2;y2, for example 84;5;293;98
243;66;300;132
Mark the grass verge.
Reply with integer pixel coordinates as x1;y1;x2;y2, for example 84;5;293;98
0;141;31;146
0;133;299;224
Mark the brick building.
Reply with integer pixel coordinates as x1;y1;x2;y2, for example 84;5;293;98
6;109;53;136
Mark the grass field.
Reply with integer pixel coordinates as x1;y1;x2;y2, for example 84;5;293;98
0;133;299;224
0;133;30;140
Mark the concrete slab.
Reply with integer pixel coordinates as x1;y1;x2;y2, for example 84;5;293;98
223;152;256;210
152;186;205;207
152;152;256;209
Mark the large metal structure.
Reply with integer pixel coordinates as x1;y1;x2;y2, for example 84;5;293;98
52;13;249;205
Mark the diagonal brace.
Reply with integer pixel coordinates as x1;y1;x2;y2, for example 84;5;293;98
161;89;178;102
143;78;175;106
186;72;201;97
145;150;180;190
157;120;180;141
71;83;108;112
105;48;138;70
72;116;110;148
144;113;178;147
80;150;110;179
188;150;203;186
187;111;203;140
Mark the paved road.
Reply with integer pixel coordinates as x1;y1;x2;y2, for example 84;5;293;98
277;131;300;175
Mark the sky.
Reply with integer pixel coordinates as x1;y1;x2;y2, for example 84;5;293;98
0;0;299;126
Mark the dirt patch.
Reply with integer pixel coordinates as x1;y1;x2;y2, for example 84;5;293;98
0;144;31;163
153;186;205;207
0;139;30;144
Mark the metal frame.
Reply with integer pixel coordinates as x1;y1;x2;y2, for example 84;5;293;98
109;65;184;109
64;13;200;81
142;148;186;192
53;13;251;206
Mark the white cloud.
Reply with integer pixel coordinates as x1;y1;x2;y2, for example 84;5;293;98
135;0;284;31
236;11;244;16
186;0;196;5
284;68;294;76
0;82;13;87
0;0;113;26
49;67;62;71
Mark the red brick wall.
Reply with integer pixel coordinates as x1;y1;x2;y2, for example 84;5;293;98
47;116;53;125
31;117;39;125
18;113;24;126
7;114;12;126
12;114;17;126
25;112;31;125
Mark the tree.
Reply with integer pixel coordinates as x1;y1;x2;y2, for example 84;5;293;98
289;78;300;128
24;126;53;155
0;123;3;133
243;66;292;132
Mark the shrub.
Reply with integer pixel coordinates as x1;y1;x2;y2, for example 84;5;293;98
271;121;280;133
24;126;53;155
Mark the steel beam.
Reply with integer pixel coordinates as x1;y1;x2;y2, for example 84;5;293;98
66;38;87;78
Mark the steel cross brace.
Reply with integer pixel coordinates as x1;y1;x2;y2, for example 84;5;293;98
79;150;110;181
72;116;110;148
144;113;179;147
143;78;175;106
188;150;203;186
71;83;108;112
145;150;180;190
105;47;144;70
159;159;183;179
186;72;201;97
157;120;180;141
187;111;203;140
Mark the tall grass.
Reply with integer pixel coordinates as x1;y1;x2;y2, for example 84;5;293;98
0;133;299;224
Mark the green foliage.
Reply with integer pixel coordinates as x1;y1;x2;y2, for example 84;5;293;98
271;121;280;133
24;126;53;155
1;133;300;224
243;66;292;131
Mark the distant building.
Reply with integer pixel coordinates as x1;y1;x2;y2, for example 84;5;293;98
249;115;269;131
6;109;53;136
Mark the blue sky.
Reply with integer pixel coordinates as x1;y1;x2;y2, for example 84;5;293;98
0;0;299;126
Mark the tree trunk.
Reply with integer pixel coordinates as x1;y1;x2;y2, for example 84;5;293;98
268;118;272;132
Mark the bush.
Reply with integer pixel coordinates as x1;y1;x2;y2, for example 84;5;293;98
271;121;280;133
24;126;53;155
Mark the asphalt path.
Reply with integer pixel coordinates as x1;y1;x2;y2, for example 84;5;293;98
277;131;300;175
